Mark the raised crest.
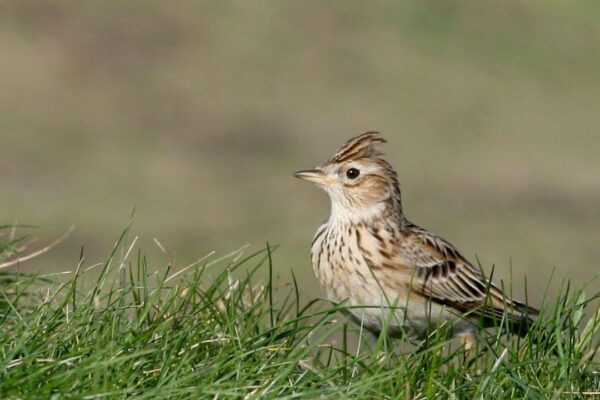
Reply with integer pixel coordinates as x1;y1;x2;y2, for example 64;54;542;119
328;131;386;163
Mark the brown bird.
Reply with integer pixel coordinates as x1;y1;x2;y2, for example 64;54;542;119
294;132;538;347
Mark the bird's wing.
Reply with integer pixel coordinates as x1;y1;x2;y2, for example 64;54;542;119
358;223;536;322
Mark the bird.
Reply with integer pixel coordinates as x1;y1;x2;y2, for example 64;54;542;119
294;131;538;348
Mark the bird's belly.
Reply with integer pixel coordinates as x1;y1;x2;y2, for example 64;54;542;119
313;250;466;337
310;225;471;338
311;239;409;333
342;288;471;338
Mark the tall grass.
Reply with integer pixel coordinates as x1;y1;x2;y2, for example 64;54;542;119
1;226;599;399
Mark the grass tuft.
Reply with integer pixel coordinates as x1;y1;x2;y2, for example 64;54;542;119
1;227;599;399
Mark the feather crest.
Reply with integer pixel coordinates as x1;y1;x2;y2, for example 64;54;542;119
329;131;386;163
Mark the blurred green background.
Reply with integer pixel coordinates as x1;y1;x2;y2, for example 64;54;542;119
1;1;599;301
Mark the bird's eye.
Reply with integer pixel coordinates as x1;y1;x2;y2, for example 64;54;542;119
346;168;360;179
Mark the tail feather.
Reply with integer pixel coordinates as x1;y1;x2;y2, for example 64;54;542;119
481;295;539;337
501;299;539;337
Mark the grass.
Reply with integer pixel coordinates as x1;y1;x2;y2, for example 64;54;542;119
1;226;600;399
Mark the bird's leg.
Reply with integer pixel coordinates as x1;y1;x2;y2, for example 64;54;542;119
371;329;391;365
456;330;477;351
455;330;481;369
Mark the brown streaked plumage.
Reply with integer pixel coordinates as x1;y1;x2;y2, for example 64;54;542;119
294;132;538;347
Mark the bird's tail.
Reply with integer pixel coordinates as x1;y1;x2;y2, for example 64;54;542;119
503;299;539;337
480;283;540;337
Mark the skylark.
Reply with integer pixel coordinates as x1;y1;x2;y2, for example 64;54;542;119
294;132;538;347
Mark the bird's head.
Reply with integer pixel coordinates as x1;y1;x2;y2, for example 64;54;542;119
294;132;403;223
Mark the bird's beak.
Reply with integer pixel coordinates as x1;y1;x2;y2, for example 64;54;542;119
293;168;328;184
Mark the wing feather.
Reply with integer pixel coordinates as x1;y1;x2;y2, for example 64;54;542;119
358;222;537;325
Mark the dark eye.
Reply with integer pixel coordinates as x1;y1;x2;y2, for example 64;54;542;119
346;168;360;179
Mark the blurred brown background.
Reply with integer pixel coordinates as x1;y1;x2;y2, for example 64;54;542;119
1;1;599;300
